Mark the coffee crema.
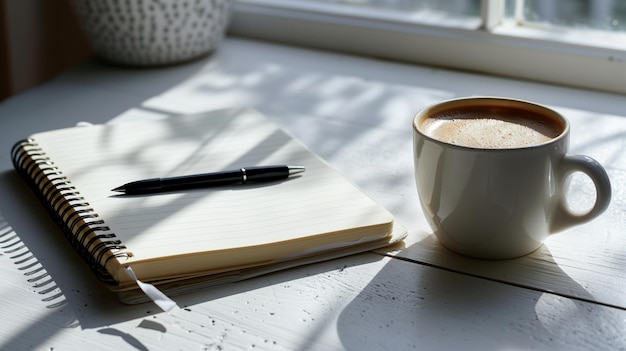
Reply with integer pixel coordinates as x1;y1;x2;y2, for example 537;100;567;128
419;105;563;149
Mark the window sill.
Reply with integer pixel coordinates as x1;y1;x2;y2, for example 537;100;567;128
230;0;626;95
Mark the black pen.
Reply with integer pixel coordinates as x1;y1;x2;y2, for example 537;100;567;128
112;165;305;195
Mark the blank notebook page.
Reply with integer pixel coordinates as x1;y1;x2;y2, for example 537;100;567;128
28;109;394;279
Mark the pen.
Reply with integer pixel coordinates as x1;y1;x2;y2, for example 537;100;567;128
112;165;305;195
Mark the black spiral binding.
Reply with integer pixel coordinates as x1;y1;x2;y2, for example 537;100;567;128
11;139;132;285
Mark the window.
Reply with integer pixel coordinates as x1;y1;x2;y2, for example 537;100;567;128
296;0;482;16
230;0;626;94
515;0;626;32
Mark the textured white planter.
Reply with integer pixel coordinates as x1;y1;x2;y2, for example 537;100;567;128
72;0;232;66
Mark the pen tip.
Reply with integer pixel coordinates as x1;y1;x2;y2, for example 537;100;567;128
111;186;125;193
288;166;305;176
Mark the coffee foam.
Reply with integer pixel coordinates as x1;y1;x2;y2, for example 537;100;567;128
420;108;563;149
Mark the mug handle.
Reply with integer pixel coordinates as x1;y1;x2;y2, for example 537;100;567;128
551;155;612;233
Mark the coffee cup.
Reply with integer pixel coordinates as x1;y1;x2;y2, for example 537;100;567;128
412;97;611;259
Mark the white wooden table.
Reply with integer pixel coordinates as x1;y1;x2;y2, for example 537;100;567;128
1;37;625;350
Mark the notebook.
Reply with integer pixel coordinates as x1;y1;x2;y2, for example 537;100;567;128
11;108;406;304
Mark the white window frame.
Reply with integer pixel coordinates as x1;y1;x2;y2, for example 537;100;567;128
229;0;626;95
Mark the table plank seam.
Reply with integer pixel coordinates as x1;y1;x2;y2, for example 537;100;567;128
374;251;626;311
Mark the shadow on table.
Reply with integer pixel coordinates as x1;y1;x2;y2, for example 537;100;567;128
1;171;152;349
336;237;626;350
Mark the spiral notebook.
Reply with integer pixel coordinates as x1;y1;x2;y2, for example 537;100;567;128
11;108;405;304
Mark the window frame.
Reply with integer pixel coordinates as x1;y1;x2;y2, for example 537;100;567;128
229;0;626;95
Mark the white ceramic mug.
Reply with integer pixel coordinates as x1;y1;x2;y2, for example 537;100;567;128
413;97;611;259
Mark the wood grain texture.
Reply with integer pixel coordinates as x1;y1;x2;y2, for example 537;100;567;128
2;226;624;350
